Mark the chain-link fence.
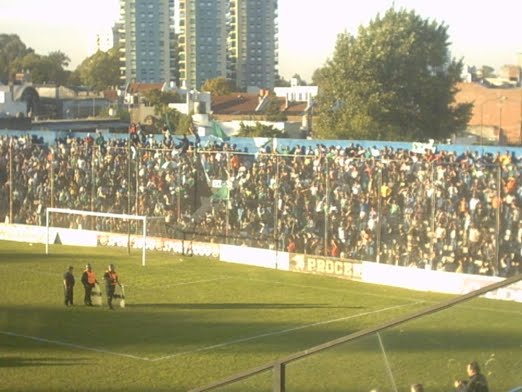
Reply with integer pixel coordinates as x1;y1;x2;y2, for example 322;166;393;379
1;135;521;277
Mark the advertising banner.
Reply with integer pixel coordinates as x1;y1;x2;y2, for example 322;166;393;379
289;254;362;280
96;233;220;258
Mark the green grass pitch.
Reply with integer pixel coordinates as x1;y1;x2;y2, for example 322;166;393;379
0;240;520;392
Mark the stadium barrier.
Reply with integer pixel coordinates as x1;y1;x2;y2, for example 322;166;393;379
0;223;97;247
220;244;289;270
2;223;521;303
362;261;522;302
0;223;219;258
2;139;521;275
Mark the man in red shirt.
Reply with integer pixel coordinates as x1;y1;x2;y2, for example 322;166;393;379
103;264;122;310
81;264;97;306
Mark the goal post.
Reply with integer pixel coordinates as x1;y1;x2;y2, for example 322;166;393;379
45;208;162;266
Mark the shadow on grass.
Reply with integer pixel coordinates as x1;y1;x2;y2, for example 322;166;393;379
0;251;72;263
0;356;90;368
0;242;120;264
1;304;519;355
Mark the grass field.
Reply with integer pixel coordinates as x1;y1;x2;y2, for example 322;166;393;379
0;240;521;392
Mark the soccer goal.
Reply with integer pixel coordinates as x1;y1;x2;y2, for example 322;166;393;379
45;208;164;266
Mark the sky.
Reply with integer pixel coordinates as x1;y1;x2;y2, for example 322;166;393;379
1;0;521;82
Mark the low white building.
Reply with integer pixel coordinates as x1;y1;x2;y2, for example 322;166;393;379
273;78;318;105
0;83;28;118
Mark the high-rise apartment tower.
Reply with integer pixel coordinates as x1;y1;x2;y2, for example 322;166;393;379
228;0;278;90
175;0;229;89
119;0;278;89
118;0;176;84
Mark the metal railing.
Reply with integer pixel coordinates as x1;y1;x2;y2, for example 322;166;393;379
188;273;522;392
1;137;521;276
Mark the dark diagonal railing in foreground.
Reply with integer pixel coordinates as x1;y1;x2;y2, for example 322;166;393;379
188;273;522;392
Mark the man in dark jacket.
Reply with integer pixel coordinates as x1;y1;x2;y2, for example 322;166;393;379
454;361;489;392
63;266;75;306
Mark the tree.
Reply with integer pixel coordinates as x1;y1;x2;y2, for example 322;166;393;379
263;95;287;122
311;68;326;86
0;34;34;83
10;53;47;83
481;65;495;78
11;51;71;85
140;89;189;134
201;77;235;96
313;8;472;141
274;75;291;87
291;74;307;86
142;89;182;109
76;48;120;91
0;35;72;85
169;108;192;135
46;51;71;84
151;107;191;135
237;122;288;138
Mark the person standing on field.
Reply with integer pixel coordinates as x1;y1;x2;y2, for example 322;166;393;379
81;264;97;306
103;264;122;310
63;266;75;306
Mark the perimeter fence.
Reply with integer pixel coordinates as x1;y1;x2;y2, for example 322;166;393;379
1;135;521;276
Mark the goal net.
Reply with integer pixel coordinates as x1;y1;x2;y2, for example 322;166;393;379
45;208;165;266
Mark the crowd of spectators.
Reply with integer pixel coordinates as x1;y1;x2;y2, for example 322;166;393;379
0;131;521;277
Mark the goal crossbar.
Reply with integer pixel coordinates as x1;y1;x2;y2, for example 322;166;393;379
45;208;157;266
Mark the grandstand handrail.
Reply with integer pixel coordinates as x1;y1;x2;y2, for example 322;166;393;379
188;273;522;392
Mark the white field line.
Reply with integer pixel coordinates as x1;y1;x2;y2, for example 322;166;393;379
377;332;399;392
0;301;421;362
235;277;423;303
152;277;230;289
3;271;518;363
235;277;522;315
150;300;422;361
0;330;151;361
127;277;231;291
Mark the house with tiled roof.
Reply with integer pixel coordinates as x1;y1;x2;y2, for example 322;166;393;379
123;81;215;131
126;82;165;96
210;89;312;138
122;81;314;138
455;82;522;145
211;92;260;116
